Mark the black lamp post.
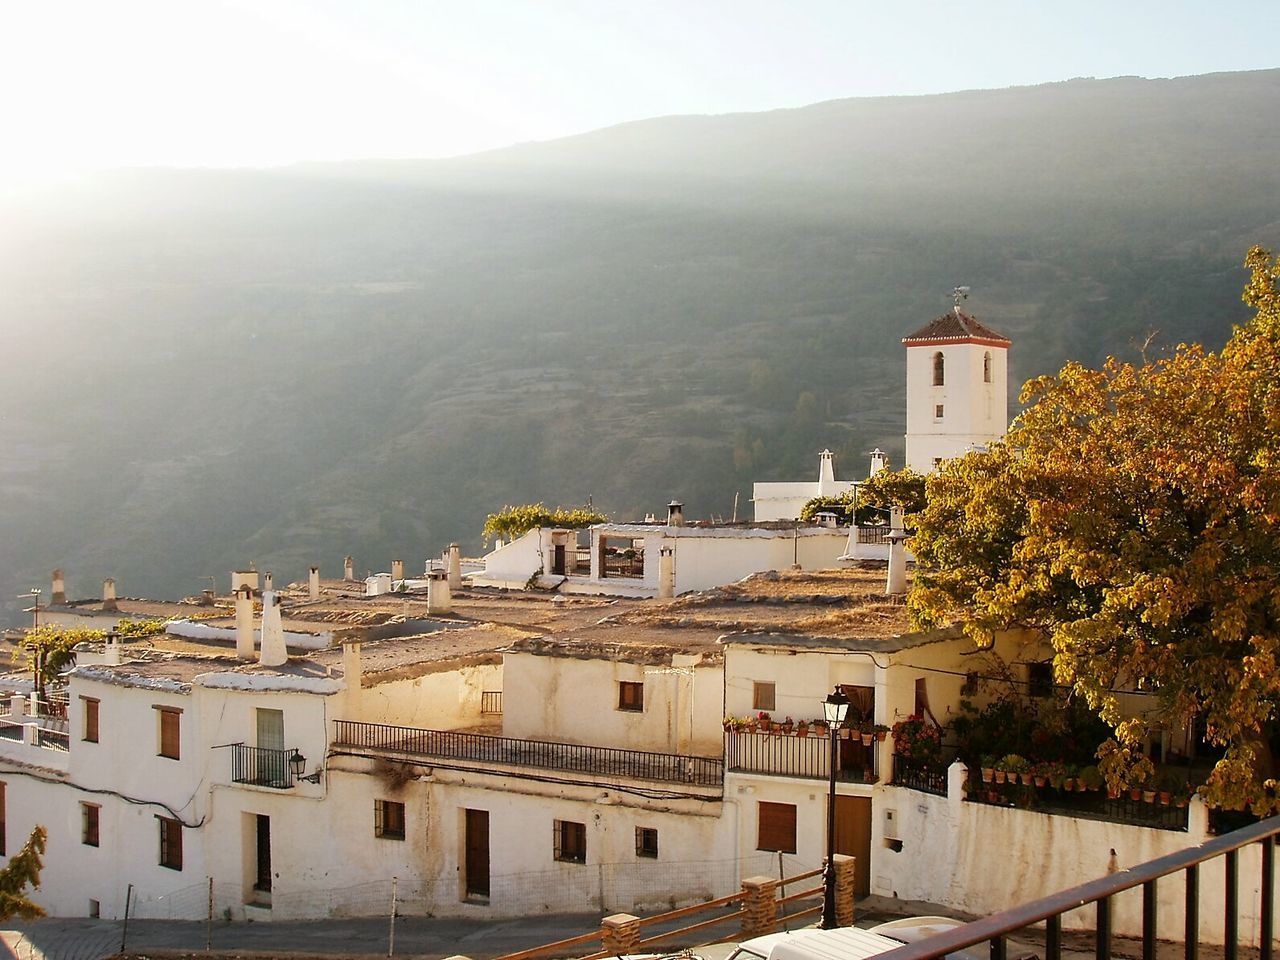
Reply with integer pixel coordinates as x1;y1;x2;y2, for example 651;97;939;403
821;685;851;929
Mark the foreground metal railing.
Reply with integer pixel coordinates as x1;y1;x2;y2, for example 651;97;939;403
873;815;1278;960
333;720;723;787
227;743;299;789
726;731;879;783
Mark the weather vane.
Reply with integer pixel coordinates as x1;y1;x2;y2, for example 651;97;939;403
952;285;970;309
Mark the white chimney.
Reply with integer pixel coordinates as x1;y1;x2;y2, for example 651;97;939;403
448;544;462;590
869;448;888;477
343;555;355;581
308;566;320;600
391;559;404;583
103;629;122;667
102;578;118;613
258;590;288;667
263;571;273;592
51;569;66;606
657;546;675;599
886;507;908;596
667;500;684;527
234;585;256;660
342;640;363;712
427;569;453;615
232;569;259;593
817;450;838;495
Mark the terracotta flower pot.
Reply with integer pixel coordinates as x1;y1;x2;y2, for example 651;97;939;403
1034;776;1047;788
1142;790;1156;804
797;727;808;738
1129;788;1142;801
875;731;887;742
994;771;1007;784
1159;791;1171;805
982;768;994;783
860;733;873;746
1021;772;1035;786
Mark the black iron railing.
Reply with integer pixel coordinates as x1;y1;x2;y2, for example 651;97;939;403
481;691;503;715
229;744;298;789
857;526;890;545
333;720;723;787
873;815;1278;960
967;775;1190;831
892;755;948;796
725;731;879;784
0;720;23;742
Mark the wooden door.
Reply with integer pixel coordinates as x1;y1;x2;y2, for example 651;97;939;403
552;545;567;576
464;809;490;898
833;795;872;896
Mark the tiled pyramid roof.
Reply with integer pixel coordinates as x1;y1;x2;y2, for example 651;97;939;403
902;309;1011;346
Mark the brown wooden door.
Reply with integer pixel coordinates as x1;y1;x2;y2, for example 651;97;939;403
464;809;490;898
833;796;872;896
552;545;566;576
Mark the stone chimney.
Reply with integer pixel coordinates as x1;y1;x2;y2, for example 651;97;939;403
258;590;288;668
886;507;908;596
308;566;320;601
391;559;404;583
343;555;355;581
815;511;839;528
667;500;684;527
50;569;66;606
427;569;452;615
263;571;273;592
448;544;462;590
657;546;675;599
234;585;256;660
869;448;887;477
102;578;118;613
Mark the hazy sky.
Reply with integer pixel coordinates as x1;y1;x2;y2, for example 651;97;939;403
2;0;1277;189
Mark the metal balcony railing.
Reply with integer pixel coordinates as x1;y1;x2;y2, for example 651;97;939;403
891;755;948;796
228;744;299;789
872;815;1278;960
36;728;69;752
333;720;723;787
724;731;879;784
480;691;503;715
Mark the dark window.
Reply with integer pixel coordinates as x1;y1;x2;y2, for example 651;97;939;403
932;352;945;386
914;678;930;717
757;801;797;853
983;351;993;383
158;816;183;870
554;819;587;863
934;404;944;420
156;706;181;759
82;697;99;743
635;827;658;859
752;682;776;712
82;803;100;847
375;800;406;840
618;681;644;712
1027;662;1055;698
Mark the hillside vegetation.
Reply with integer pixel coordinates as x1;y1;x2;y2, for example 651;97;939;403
1;70;1278;616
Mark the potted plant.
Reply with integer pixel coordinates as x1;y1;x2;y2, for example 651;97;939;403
723;715;737;733
744;715;758;733
980;755;996;783
756;711;772;734
780;716;794;735
891;715;944;768
1079;765;1104;792
812;719;829;737
796;719;809;738
997;754;1028;785
873;723;890;742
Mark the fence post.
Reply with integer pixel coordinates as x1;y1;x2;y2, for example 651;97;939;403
740;875;778;937
388;876;398;957
832;854;856;927
601;913;641;954
120;883;133;954
206;876;214;951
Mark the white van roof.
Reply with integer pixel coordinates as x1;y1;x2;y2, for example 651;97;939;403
767;926;911;960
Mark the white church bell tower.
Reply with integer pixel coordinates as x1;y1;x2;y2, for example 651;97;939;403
903;290;1011;473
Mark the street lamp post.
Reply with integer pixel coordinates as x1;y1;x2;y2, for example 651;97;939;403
821;685;850;929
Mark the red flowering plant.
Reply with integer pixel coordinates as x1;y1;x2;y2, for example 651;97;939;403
891;714;945;766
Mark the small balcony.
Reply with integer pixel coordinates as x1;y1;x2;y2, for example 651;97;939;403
228;744;304;790
332;720;723;792
725;730;880;783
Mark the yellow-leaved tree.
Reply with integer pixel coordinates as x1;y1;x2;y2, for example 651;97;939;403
910;247;1280;813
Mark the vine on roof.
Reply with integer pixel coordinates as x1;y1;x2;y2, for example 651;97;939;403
481;503;607;545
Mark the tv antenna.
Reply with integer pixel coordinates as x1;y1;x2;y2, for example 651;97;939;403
952;285;970;310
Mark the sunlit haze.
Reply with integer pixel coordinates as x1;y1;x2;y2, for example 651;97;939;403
1;0;1277;193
